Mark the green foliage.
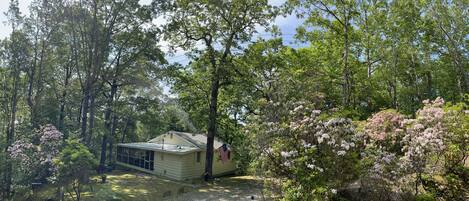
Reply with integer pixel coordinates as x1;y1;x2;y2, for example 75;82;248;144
0;0;467;199
414;193;436;201
53;140;98;182
53;139;97;201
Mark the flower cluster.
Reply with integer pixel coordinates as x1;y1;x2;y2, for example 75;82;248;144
38;124;63;165
365;110;404;143
8;140;35;169
253;100;362;200
7;124;64;179
363;97;449;194
400;98;446;173
40;124;63;144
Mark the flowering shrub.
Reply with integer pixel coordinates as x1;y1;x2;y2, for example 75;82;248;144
399;97;447;192
364;110;405;149
7;124;63;183
252;97;467;200
420;98;469;200
8;140;35;170
363;97;469;200
250;100;362;200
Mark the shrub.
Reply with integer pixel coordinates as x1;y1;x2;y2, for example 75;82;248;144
250;100;362;200
52;139;97;201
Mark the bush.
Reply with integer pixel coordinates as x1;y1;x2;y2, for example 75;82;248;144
249;100;362;200
52;139;97;201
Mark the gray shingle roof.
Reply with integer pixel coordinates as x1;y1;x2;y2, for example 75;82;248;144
117;131;229;154
167;131;225;149
116;142;201;154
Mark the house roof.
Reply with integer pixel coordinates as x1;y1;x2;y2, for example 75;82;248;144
117;142;201;155
118;131;229;154
166;131;225;149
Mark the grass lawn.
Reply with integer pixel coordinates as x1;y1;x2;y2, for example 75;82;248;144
20;170;264;201
26;170;196;201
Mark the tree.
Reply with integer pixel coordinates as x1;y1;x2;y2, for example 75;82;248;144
53;139;97;201
290;0;358;108
153;0;274;180
1;1;30;198
97;0;164;174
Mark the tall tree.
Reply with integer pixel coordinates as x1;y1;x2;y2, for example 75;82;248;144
290;0;358;108
1;0;30;198
98;0;163;172
153;0;274;180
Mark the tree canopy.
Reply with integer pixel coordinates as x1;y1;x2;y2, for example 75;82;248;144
0;0;467;200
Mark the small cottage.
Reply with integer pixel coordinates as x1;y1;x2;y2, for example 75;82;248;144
116;131;236;180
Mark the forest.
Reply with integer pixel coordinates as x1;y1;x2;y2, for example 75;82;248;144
0;0;467;200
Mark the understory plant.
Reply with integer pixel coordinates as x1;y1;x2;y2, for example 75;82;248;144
8;124;63;187
363;97;468;200
253;97;468;200
250;99;362;200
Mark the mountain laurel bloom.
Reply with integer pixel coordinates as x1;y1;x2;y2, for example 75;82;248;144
254;100;362;199
364;97;449;192
8;124;64;175
365;110;404;143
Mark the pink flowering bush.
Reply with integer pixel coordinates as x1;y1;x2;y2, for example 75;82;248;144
8;140;35;170
252;96;467;200
399;98;446;189
38;125;63;165
250;100;362;200
420;98;469;200
365;110;405;147
8;124;63;184
363;97;469;199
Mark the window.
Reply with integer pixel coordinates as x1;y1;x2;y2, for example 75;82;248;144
117;147;154;171
196;152;201;163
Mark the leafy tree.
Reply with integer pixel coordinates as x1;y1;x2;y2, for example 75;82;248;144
153;0;275;180
52;139;97;201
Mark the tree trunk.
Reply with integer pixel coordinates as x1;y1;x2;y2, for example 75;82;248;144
87;91;96;145
85;0;99;146
109;113;118;166
204;62;220;181
59;64;72;135
3;65;20;199
80;87;89;141
426;71;433;98
99;81;117;173
31;40;47;129
121;117;131;143
342;16;351;108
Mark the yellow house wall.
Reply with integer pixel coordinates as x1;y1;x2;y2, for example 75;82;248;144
178;150;237;180
153;152;185;180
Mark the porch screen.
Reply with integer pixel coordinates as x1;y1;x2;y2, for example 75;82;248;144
117;147;154;171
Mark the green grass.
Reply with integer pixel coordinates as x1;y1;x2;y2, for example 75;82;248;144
19;170;195;201
14;170;265;201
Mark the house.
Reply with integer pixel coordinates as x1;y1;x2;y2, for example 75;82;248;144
116;131;236;181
